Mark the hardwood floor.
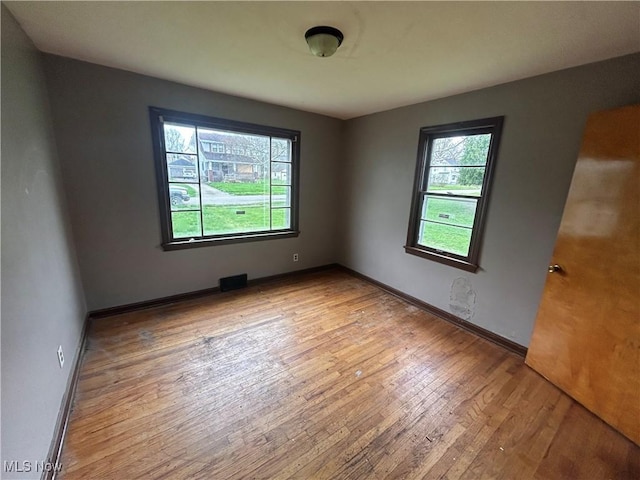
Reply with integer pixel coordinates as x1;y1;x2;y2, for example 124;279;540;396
59;269;639;479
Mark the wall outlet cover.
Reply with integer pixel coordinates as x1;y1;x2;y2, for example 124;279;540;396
57;345;64;369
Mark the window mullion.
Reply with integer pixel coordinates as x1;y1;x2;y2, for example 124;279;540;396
269;136;273;230
194;125;204;238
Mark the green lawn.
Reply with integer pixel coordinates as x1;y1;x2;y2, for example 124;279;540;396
429;184;481;192
171;204;290;238
419;222;472;256
418;197;477;256
182;184;197;196
208;180;287;195
423;197;476;227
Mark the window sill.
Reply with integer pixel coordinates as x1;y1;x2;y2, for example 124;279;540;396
404;245;479;273
163;230;300;251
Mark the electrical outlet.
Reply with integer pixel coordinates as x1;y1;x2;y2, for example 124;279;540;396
57;345;64;369
293;253;299;262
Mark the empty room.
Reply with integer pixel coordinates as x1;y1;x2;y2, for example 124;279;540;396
2;2;639;479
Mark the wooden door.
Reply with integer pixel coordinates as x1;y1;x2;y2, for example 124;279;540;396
526;104;640;445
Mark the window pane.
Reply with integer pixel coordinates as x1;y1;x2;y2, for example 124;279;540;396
421;196;477;228
418;221;472;256
200;135;271;235
272;208;291;229
203;204;270;236
167;154;198;182
426;166;485;197
202;184;268;234
431;133;491;167
271;162;291;185
171;211;202;239
169;183;200;211
197;128;269;183
164;123;196;154
272;186;290;208
271;138;291;162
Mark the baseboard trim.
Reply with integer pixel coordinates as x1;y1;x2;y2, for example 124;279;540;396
337;265;528;357
89;286;221;319
89;262;526;357
43;315;90;480
247;263;340;288
88;263;340;319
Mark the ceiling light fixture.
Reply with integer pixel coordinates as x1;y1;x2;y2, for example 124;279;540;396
305;26;344;58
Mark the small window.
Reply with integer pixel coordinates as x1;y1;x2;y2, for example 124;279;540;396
405;116;504;272
149;107;300;250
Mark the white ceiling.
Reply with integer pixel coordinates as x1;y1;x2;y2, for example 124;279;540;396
6;1;640;120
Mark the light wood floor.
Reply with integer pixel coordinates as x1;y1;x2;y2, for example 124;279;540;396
59;268;639;479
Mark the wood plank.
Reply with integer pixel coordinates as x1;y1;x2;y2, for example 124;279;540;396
58;268;639;479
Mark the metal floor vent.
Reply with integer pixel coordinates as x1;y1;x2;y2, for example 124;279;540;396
220;274;248;292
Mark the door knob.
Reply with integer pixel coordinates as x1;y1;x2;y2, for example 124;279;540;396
548;264;563;273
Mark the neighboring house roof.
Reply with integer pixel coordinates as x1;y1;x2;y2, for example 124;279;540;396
198;131;229;143
200;151;261;164
168;157;196;167
198;131;264;164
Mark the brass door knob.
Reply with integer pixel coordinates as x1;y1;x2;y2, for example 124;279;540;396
548;264;563;273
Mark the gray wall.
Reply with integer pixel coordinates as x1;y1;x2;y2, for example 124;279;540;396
1;6;86;479
340;53;640;347
43;56;343;311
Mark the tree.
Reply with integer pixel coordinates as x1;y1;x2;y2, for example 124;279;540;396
164;125;195;153
431;137;465;164
164;126;186;152
458;135;490;186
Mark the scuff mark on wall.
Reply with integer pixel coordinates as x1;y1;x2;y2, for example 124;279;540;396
450;277;476;320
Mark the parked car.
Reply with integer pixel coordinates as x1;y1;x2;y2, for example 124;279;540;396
181;168;197;179
169;186;190;206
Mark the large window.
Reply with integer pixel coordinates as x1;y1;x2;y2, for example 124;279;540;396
405;117;504;272
149;107;300;250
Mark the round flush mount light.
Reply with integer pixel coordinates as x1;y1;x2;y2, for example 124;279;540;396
305;26;344;58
